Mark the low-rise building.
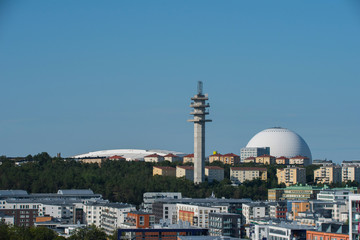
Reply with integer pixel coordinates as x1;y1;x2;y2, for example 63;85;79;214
230;167;267;184
222;153;240;165
276;166;306;186
275;156;289;165
164;153;182;163
108;155;126;161
205;166;224;182
243;157;255;163
209;153;223;163
255;155;276;165
289;155;311;166
153;166;176;177
183;154;194;164
144;154;164;163
176;166;194;181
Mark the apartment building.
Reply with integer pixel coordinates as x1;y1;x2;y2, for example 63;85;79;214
269;201;287;219
101;203;136;235
222;153;240;165
230;167;267;184
314;166;341;184
242;202;269;224
176;166;194;181
208;212;241;238
240;147;270;162
142;192;182;213
243;157;255;163
121;211;155;229
276;166;306;186
0;199;39;227
163;153;182;163
275;156;289;165
177;203;221;228
255;155;276;165
108;155;126;161
342;166;360;183
307;223;349;240
289;155;311;166
183;154;194;163
209;153;223;163
144;154;164;163
205;166;224;182
153;166;176;177
290;201;310;220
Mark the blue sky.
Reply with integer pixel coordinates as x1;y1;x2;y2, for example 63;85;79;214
1;1;359;162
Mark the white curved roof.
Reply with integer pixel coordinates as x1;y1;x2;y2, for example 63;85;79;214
71;149;185;161
246;127;312;160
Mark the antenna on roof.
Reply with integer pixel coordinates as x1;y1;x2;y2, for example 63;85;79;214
197;81;203;95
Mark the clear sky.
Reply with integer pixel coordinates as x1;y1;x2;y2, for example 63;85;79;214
1;1;359;162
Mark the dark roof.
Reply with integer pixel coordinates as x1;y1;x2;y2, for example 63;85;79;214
205;166;224;170
153;166;176;170
223;153;239;157
144;154;163;158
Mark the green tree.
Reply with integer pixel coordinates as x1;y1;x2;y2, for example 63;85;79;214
69;225;107;240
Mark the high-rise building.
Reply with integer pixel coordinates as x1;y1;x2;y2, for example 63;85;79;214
188;81;211;184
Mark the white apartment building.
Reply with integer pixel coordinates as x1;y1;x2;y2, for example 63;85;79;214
100;203;136;235
142;192;182;213
242;202;269;224
83;202;104;227
176;203;222;228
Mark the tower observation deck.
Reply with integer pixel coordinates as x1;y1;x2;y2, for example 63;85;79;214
188;81;212;184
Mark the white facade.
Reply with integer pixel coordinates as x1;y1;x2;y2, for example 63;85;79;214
176;203;222;228
242;203;268;224
83;203;103;227
246;127;312;161
142;192;182;213
101;204;136;235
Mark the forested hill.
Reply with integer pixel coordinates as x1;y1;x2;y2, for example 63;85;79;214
0;153;281;206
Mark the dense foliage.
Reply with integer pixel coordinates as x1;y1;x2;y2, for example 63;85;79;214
1;153;288;206
0;224;65;240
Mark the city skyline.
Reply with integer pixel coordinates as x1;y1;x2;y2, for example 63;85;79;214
1;1;359;162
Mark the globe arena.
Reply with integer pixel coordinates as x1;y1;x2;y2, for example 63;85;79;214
246;127;312;160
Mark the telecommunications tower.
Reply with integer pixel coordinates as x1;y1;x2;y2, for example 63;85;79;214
188;81;212;184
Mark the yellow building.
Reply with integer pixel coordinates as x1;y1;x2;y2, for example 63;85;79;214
183;154;194;164
243;157;255;163
276;156;289;165
153;166;176;177
222;153;240;165
268;189;284;201
255;154;276;165
277;167;306;186
289;155;310;166
176;166;194;181
230;167;267;184
314;166;341;184
79;158;105;167
209;153;223;163
342;166;360;183
291;201;310;220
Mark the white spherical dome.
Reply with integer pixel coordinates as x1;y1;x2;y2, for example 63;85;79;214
246;127;312;160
